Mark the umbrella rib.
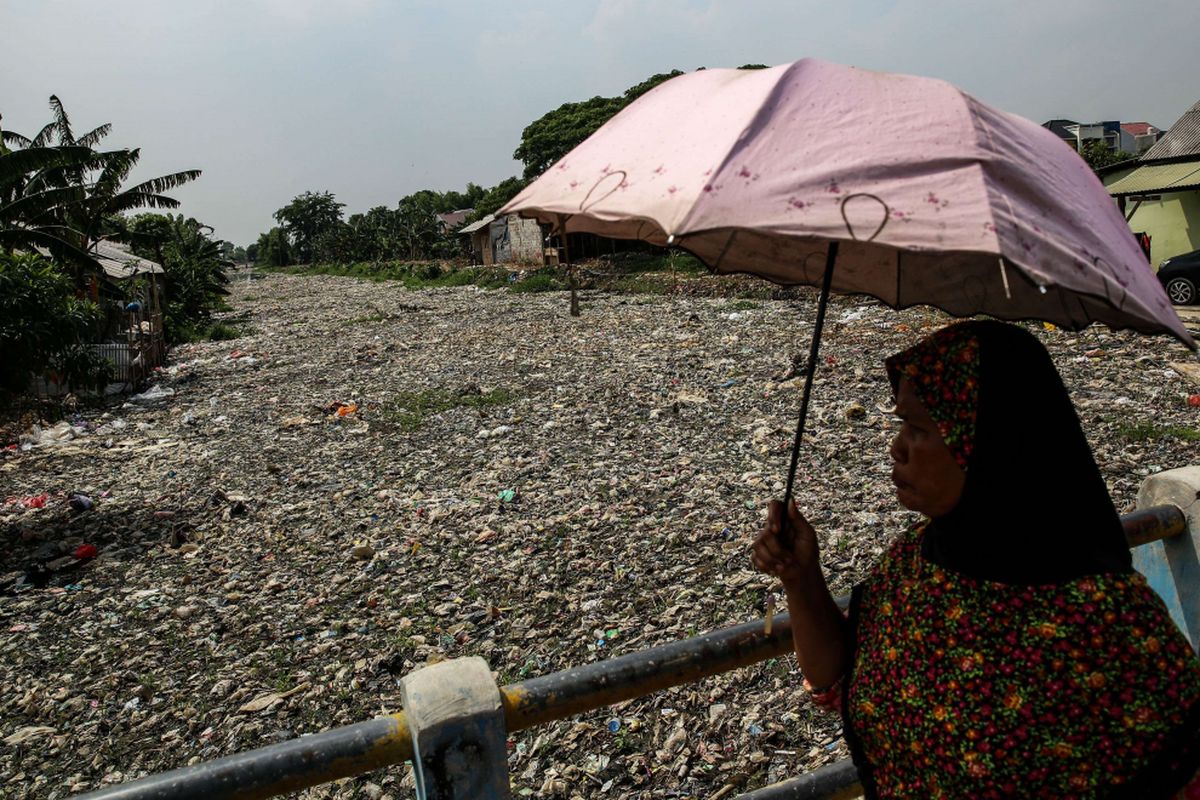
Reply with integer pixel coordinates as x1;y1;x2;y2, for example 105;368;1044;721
713;230;739;272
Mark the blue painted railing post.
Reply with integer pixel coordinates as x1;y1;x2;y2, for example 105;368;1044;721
1134;467;1200;652
400;657;511;800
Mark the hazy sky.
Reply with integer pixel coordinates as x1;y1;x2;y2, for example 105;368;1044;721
4;0;1199;246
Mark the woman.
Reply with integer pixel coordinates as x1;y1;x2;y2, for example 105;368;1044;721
752;320;1200;799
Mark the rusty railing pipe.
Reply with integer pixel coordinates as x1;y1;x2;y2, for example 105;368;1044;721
77;505;1187;800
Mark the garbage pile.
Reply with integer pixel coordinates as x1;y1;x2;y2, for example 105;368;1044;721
2;273;1197;798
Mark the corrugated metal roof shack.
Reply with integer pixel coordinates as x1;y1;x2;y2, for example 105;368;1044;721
459;214;545;265
90;241;167;389
27;241;167;395
1105;100;1200;263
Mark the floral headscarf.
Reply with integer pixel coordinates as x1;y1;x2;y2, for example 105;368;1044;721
884;323;980;470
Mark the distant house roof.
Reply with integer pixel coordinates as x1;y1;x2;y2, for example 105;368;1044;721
1141;101;1200;160
31;240;164;279
1105;161;1200;196
1121;122;1157;136
1041;119;1079;139
93;240;164;279
458;214;495;235
435;209;473;230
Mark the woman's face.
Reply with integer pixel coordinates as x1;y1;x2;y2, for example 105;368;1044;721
889;377;966;517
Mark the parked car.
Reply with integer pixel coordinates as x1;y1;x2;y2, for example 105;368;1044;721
1158;248;1200;305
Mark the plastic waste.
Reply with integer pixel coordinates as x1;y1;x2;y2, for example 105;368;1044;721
10;494;50;509
68;494;93;513
131;384;175;403
19;421;82;450
73;544;98;560
324;400;358;416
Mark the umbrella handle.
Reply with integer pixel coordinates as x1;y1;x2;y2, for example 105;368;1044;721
779;241;839;547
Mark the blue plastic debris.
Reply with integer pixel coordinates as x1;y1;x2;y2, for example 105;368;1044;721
608;719;621;733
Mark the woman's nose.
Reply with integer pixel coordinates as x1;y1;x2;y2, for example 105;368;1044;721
889;434;905;463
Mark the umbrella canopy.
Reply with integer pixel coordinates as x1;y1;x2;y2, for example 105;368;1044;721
502;58;1193;348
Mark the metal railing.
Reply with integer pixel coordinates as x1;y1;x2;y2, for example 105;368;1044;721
79;504;1188;800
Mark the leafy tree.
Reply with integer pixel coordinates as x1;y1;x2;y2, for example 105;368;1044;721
513;67;775;180
437;182;487;213
255;227;291;267
245;242;259;263
0;251;109;397
473;177;530;219
513;95;626;180
395;190;444;260
513;70;687;179
1080;139;1136;173
273;191;344;264
357;205;404;259
0;144;99;267
128;213;230;342
621;70;686;104
312;221;367;264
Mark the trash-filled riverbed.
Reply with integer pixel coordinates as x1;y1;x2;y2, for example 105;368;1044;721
3;272;1199;798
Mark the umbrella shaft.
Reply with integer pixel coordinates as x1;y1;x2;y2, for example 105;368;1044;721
782;242;839;541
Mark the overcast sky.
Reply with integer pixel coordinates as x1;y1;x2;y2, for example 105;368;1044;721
4;0;1199;246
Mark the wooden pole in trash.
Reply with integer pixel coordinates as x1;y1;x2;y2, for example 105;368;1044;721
559;214;580;317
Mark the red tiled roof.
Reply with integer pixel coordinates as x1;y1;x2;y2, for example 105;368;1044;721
1122;122;1154;136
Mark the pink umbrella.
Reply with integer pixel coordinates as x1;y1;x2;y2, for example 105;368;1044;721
501;58;1193;510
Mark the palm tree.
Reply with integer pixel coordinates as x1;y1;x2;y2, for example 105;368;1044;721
0;96;201;281
0;142;96;265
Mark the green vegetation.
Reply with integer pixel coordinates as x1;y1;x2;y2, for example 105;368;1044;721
347;311;387;325
289;258;522;297
246;67;769;267
127;213;231;342
384;387;515;430
0;96;227;400
1118;421;1200;442
252;186;493;267
170;319;247;344
2;96;200;277
273;191;344;264
602;250;707;274
508;270;565;293
267;251;810;302
513;71;685;179
0;252;110;396
1080;139;1137;173
610;274;673;295
268;261;510;290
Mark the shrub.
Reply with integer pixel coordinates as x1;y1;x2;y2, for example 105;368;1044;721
0;252;111;396
509;271;565;293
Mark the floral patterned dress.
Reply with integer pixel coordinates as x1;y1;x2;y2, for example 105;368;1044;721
839;524;1200;799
